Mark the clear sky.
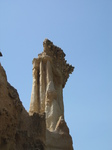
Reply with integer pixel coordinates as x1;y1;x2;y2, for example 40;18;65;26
0;0;112;150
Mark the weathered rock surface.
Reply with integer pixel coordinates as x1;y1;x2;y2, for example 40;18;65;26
29;39;74;150
46;116;73;150
0;64;45;150
0;39;74;150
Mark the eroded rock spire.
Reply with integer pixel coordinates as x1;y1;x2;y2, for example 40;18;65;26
29;39;74;150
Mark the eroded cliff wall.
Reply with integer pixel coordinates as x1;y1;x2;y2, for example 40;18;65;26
0;64;45;150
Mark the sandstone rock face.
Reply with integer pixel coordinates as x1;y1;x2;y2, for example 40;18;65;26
0;39;74;150
29;39;74;150
0;64;45;150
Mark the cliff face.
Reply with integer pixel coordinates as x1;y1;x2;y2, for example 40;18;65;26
0;39;74;150
0;64;45;150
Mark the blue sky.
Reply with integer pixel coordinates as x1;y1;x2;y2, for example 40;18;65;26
0;0;112;150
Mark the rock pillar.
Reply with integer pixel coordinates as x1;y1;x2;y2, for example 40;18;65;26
39;60;46;113
29;39;74;150
29;59;39;115
45;60;58;131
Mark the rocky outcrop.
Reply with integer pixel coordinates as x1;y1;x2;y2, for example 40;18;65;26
0;39;74;150
29;39;74;150
0;64;45;150
46;116;73;150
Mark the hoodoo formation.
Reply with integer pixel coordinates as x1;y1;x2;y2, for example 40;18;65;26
0;39;74;150
29;39;74;150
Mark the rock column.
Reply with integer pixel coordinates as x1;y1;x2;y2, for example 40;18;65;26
29;59;39;115
29;39;74;150
45;60;59;131
39;60;46;113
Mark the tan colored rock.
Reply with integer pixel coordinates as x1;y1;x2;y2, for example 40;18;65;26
0;64;45;150
29;39;74;150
